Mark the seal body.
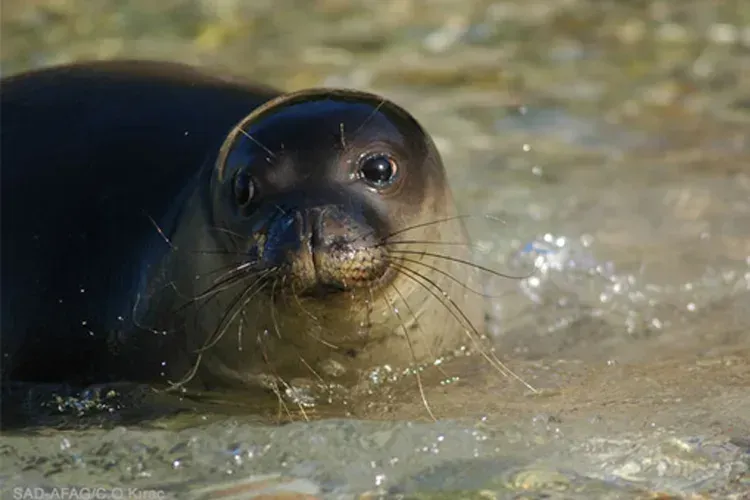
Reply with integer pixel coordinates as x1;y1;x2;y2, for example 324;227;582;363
1;60;484;391
1;61;278;383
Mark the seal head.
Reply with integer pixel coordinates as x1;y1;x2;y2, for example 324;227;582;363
163;89;484;389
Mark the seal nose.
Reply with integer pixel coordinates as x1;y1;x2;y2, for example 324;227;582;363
313;206;364;248
307;206;389;290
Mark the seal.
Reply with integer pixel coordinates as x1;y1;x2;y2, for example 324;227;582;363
0;60;488;403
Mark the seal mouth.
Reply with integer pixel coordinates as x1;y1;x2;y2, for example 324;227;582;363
297;282;347;298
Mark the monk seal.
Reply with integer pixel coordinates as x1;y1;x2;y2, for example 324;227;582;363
1;60;506;411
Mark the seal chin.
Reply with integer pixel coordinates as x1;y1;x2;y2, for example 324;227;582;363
253;203;392;297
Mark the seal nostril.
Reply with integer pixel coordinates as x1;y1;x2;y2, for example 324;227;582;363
315;207;358;246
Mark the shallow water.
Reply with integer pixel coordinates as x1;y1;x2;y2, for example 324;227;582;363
2;0;749;498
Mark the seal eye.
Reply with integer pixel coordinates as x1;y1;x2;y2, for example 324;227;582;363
233;170;255;209
358;154;399;189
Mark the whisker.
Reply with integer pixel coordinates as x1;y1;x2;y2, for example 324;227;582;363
298;355;326;384
393;255;506;299
272;382;293;422
172;264;269;315
390;262;538;394
389;249;535;281
208;217;275;256
208;226;247;240
276;377;310;422
388;281;453;380
262;291;310;422
194;270;274;353
236;312;245;352
384;215;474;240
289;281;340;350
238;127;277;160
131;286;177;336
158;260;267;324
387;284;452;384
208;261;256;283
364;285;377;334
384;214;507;241
172;263;253;308
141;206;271;311
381;239;472;247
144;211;176;250
164;351;203;392
345;98;386;154
181;249;247;257
392;261;518;382
270;278;282;339
290;281;318;321
385;285;438;421
252;334;294;421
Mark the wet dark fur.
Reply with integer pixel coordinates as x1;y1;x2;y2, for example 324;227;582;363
0;61;278;383
1;62;527;419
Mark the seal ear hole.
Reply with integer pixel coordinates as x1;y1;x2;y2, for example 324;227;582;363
233;170;255;209
358;153;399;190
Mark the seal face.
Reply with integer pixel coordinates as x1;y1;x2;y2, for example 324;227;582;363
158;88;485;390
212;90;414;297
0;61;485;395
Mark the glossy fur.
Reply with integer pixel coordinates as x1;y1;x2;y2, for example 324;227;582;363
0;61;484;393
